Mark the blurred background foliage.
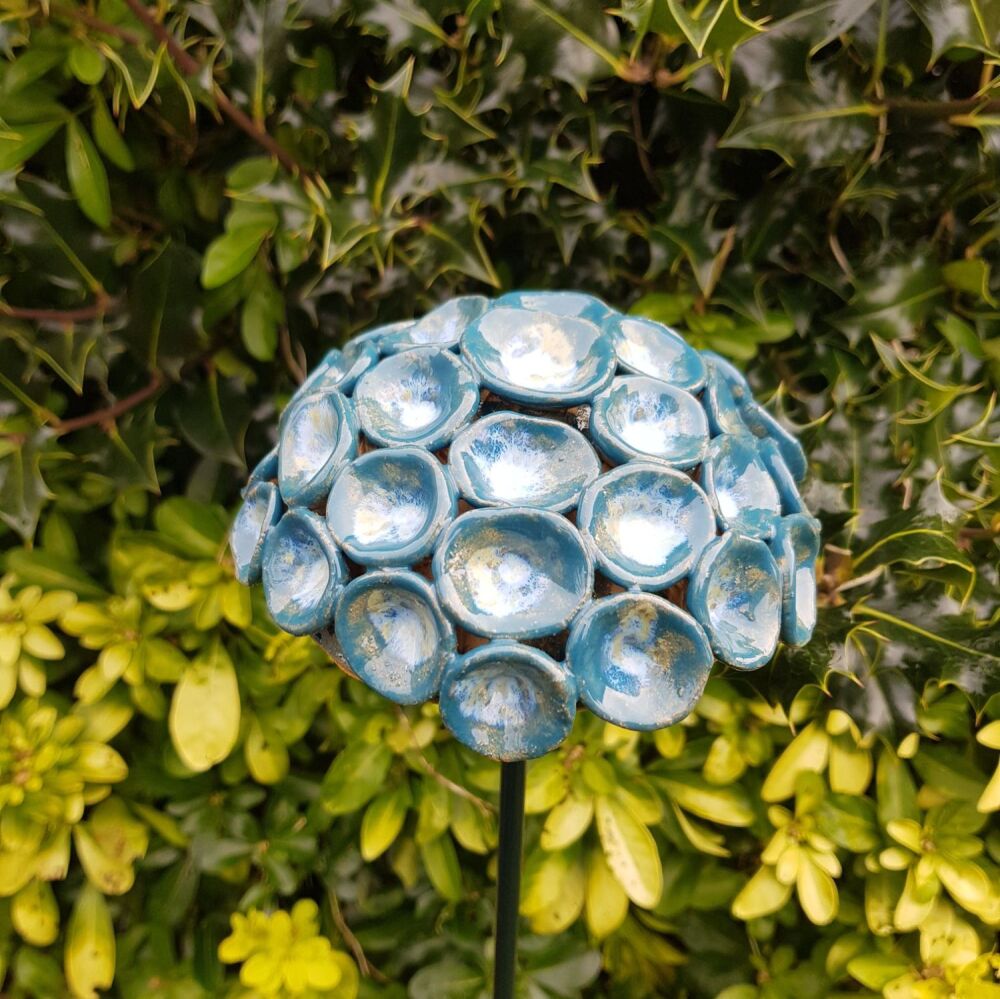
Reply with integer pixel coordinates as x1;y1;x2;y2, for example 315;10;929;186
0;0;997;996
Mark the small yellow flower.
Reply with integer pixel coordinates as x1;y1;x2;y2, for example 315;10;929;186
219;899;358;998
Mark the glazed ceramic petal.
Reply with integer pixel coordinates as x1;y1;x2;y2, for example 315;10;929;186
448;411;600;512
277;390;358;507
700;351;750;400
702;433;782;540
334;570;455;704
770;514;821;646
261;509;347;635
243;447;278;497
738;400;808;482
378;296;489;353
230;481;282;584
701;362;748;437
758;438;806;515
566;593;713;730
327;447;456;566
688;532;782;670
577;464;716;590
433;507;593;638
461;307;616;406
297;339;379;397
439;641;577;761
496;290;613;323
607;316;706;391
590;376;708;469
353;347;480;450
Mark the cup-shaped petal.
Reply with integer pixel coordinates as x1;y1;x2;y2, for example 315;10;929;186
334;570;455;704
461;307;615;406
567;593;713;730
297;339;379;397
448;411;600;512
590;376;708;469
702;433;782;540
606;316;706;391
433;507;593;638
277;390;358;507
327;447;456;566
701;361;748;437
770;514;821;647
758;438;806;515
440;641;577;761
688;531;782;670
230;481;282;584
354;347;480;450
379;296;489;353
577;464;716;589
738;400;808;483
243;447;278;497
495;290;613;324
261;510;347;635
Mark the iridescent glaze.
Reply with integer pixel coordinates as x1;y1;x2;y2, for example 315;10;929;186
326;447;456;567
566;593;713;730
590;376;708;469
261;509;347;635
688;532;782;670
439;641;577;761
277;390;358;507
353;347;480;450
607;316;706;391
758;438;806;515
297;339;379;397
701;351;750;400
738;400;808;482
334;570;455;704
433;507;593;638
771;514;820;647
447;411;600;512
577;464;716;590
461;307;616;406
496;290;612;324
702;433;782;540
231;481;282;584
378;296;489;354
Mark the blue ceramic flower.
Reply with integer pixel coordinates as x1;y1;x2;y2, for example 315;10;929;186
334;569;455;705
589;375;708;469
448;411;600;512
232;292;818;761
326;446;456;567
353;347;480;449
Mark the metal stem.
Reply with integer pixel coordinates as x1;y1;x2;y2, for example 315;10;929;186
493;759;526;999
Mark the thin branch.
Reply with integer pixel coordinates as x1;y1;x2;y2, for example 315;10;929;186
394;707;496;816
1;298;115;324
54;373;163;435
326;888;388;984
54;4;143;45
120;0;307;177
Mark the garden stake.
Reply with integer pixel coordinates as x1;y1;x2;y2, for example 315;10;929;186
494;760;526;999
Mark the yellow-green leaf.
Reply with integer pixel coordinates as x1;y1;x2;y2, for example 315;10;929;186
168;641;241;772
594;794;662;908
585;850;628;939
12;879;59;946
65;884;114;999
361;785;410;862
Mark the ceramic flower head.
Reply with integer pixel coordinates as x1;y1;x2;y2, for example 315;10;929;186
231;292;819;762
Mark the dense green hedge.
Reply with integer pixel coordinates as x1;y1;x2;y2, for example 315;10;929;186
0;1;998;996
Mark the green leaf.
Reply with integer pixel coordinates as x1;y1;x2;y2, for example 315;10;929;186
65;118;111;228
168;640;241;772
906;0;1000;60
91;96;134;172
240;268;284;361
361;784;411;861
65;884;115;999
419;834;463;901
657;773;755;826
0;119;62;172
153;497;228;558
321;743;393;816
68;45;106;85
5;548;106;598
201;221;272;289
594;794;662;908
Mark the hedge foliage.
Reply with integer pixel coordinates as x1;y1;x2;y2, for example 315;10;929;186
0;0;998;996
